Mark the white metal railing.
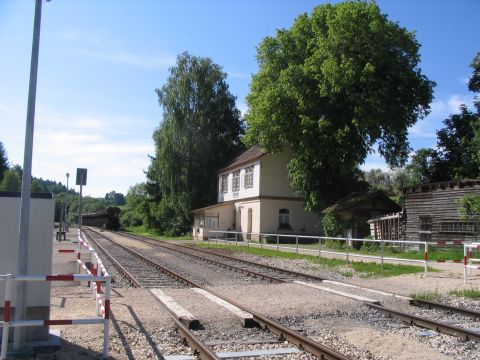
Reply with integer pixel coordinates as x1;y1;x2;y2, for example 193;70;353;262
464;242;480;284
206;230;429;276
0;230;111;359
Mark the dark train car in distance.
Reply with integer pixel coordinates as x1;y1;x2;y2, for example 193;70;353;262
82;207;121;230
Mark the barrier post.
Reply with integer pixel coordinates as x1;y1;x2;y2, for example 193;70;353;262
464;243;468;284
246;233;249;248
261;234;263;249
102;275;111;359
276;235;279;251
77;230;81;273
346;237;349;264
1;275;13;360
235;232;238;246
90;251;95;293
296;236;299;254
318;237;322;258
380;237;384;271
424;242;428;277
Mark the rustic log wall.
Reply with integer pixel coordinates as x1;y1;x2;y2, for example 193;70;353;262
404;181;480;243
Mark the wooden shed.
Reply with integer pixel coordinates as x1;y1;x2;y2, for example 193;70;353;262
403;179;480;243
322;190;401;241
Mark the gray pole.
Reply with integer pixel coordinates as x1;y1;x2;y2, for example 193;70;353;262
78;181;83;231
65;173;69;231
14;0;43;351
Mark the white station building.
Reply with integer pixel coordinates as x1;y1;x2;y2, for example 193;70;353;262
192;146;320;240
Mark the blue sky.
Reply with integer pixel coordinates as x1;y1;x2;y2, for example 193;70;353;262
0;0;478;197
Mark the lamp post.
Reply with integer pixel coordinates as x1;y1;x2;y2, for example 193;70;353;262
65;172;69;232
14;0;45;351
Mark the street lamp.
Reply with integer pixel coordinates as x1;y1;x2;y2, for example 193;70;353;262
14;0;47;352
64;172;69;232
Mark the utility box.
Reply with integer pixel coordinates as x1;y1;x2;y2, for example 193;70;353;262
0;192;54;341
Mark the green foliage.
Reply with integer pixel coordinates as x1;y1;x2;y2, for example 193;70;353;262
0;169;21;191
0;142;8;183
244;1;434;210
351;262;424;278
198;244;425;277
459;193;480;239
145;52;244;235
411;290;442;301
360;241;380;253
120;183;146;227
105;191;126;206
405;53;480;184
449;288;480;299
405;148;446;184
469;52;480;94
125;225;192;241
322;212;344;237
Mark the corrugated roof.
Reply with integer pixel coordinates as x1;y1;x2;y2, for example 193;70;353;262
216;145;265;174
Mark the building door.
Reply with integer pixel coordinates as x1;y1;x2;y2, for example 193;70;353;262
247;208;252;240
236;208;242;241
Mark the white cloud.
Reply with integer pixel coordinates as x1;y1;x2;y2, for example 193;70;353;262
2;102;154;196
428;94;474;120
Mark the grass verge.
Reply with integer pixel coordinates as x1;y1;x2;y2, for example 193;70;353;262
124;225;192;241
449;289;480;299
196;244;425;278
410;290;442;301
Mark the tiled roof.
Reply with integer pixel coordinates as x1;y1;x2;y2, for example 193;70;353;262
216;145;265;173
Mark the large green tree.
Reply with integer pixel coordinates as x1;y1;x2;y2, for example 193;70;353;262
0;169;21;192
406;52;480;183
145;52;244;235
0;142;8;183
120;183;147;228
245;1;434;210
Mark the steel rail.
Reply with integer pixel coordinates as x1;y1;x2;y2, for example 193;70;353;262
409;298;480;320
90;229;350;360
120;231;315;282
83;229;219;360
118;231;480;334
86;229;196;288
365;303;480;342
84;231;142;288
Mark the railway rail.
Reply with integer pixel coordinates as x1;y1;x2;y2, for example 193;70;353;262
113;230;480;343
84;228;349;360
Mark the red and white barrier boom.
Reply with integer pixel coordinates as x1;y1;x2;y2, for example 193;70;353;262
464;242;480;284
1;231;111;360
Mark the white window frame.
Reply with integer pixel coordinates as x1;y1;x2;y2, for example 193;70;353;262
244;166;254;188
221;175;228;193
232;170;240;191
205;216;218;229
278;208;291;229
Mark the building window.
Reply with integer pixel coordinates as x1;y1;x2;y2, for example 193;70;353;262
221;175;228;193
278;208;291;229
244;166;254;188
419;215;432;241
205;216;218;229
232;170;240;191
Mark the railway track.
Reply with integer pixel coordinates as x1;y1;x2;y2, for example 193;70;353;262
85;230;190;288
84;228;350;360
114;230;480;343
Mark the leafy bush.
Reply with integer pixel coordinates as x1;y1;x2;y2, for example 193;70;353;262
361;241;380;253
322;212;344;237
